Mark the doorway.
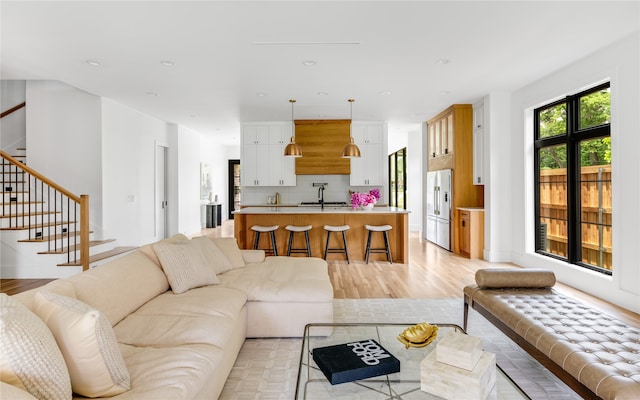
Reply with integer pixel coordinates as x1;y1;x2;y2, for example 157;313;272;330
155;144;169;239
228;159;240;219
389;148;407;209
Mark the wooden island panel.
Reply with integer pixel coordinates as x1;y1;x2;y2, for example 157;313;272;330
233;208;409;263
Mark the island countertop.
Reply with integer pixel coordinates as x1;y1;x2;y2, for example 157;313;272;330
233;206;410;263
234;206;410;214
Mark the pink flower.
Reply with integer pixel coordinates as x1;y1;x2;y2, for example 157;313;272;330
351;189;380;208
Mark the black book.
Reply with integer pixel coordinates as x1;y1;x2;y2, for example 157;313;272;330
312;339;401;385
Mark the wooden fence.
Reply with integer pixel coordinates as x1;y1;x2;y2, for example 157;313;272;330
539;165;612;270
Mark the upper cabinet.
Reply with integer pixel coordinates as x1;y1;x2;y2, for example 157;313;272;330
472;100;485;185
349;122;386;186
427;111;454;159
241;122;296;187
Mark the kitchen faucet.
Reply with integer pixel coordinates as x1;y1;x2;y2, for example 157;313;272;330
313;183;328;210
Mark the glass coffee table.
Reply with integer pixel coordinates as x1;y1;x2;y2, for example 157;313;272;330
295;323;530;399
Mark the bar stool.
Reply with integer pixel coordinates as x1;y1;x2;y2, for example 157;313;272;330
251;225;279;256
364;224;393;264
323;225;350;263
285;225;312;257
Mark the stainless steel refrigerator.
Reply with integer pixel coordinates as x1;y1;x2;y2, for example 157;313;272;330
424;169;452;250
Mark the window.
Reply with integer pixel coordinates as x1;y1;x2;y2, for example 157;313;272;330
534;82;611;274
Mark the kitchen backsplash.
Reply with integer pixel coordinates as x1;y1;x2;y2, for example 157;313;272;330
240;174;385;205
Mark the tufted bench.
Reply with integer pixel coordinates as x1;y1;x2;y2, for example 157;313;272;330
463;268;640;400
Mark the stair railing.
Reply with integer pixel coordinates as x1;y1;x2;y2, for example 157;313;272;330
0;150;90;270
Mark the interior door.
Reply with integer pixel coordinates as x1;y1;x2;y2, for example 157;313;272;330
155;144;168;239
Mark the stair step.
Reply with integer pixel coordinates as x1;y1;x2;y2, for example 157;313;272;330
1;211;59;219
38;239;116;255
58;246;138;267
18;230;93;243
1;220;75;231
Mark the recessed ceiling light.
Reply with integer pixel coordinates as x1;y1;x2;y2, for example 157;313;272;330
435;59;450;64
146;92;158;97
256;92;267;97
317;92;328;96
302;60;317;66
160;60;175;67
86;60;102;67
440;91;450;95
379;91;391;96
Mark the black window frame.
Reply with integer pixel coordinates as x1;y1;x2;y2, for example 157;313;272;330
534;82;611;275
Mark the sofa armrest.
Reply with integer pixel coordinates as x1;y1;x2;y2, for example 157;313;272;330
241;249;265;264
475;268;556;288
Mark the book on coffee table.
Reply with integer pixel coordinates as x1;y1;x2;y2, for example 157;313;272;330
312;339;401;385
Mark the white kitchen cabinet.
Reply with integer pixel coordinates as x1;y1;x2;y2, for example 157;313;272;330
241;122;296;187
472;101;485;185
349;123;385;186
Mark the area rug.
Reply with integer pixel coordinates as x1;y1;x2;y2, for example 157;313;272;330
219;298;581;399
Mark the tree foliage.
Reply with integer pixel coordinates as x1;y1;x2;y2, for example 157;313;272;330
538;89;610;169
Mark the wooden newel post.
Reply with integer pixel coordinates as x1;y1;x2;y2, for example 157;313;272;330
80;194;90;271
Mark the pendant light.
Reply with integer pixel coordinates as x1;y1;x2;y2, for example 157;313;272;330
342;98;361;158
283;99;303;157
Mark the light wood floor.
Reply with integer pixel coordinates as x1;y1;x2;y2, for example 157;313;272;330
2;220;638;327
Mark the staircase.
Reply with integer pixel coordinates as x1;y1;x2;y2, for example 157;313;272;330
1;107;137;275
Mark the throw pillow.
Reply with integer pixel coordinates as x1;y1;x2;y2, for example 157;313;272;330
33;292;130;398
209;237;246;268
191;236;233;274
153;239;221;293
0;293;72;400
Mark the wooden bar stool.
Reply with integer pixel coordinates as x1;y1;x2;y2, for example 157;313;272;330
323;225;350;263
285;225;312;257
251;225;279;256
364;224;393;264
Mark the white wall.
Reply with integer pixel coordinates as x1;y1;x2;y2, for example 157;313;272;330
483;93;512;262
1;80;26;152
176;125;202;236
508;33;640;312
26;81;103;233
101;98;171;246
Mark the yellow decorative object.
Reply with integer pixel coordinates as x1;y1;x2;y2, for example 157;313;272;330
397;323;438;349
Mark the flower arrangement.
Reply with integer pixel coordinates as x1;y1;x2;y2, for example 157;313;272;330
350;188;381;209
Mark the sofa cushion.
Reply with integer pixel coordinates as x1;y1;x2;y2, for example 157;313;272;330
0;381;39;400
0;294;72;400
475;268;556;288
153;240;221;294
218;256;333;302
190;236;233;274
113;286;247;349
112;343;224;400
63;251;170;326
208;236;245;268
33;292;130;398
138;233;190;267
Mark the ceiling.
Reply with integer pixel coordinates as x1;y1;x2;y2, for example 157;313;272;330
2;1;638;145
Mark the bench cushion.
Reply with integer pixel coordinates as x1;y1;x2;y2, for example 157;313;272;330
475;268;556;288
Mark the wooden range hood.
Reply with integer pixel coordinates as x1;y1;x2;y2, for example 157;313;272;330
294;119;351;175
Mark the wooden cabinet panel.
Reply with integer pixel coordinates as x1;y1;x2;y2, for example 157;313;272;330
458;208;484;259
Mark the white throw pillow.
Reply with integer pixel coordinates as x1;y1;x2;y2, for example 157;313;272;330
0;293;72;400
209;237;246;268
153;239;221;293
191;236;233;274
33;292;130;398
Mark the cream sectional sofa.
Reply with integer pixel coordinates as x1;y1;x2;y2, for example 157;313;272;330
0;234;334;400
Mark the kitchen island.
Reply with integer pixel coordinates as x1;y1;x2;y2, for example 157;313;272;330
233;206;410;263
